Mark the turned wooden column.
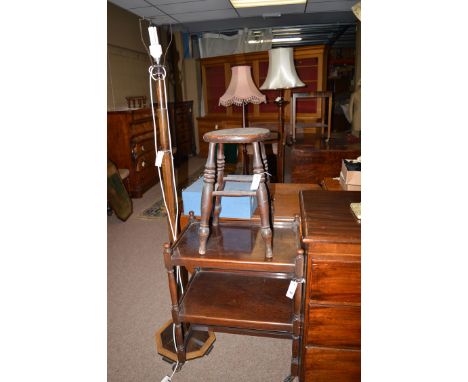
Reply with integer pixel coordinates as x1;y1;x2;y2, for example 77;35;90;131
155;77;178;242
252;142;273;258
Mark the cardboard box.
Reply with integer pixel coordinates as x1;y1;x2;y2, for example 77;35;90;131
182;176;258;219
339;174;361;191
340;159;361;186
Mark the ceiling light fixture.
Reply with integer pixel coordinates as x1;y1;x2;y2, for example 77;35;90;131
272;37;302;43
230;0;306;8
272;28;301;33
273;31;301;36
247;39;268;44
247;37;302;44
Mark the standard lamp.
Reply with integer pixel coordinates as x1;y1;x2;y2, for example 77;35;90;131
260;47;305;182
219;65;266;174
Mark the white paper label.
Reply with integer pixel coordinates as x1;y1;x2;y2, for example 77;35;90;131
155;151;164;167
250;173;261;190
161;376;171;382
286;280;298;299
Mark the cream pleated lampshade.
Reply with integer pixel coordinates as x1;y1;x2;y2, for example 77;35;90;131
260;47;305;90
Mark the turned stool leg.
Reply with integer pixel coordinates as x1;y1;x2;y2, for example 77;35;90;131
252;142;273;258
260;142;269;184
213;143;225;226
199;142;216;255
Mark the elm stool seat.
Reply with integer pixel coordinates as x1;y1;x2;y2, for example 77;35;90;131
199;127;273;258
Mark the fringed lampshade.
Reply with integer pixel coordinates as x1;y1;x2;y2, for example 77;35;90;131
219;65;266;174
219;66;266;107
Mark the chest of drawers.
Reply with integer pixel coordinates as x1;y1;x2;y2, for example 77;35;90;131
107;108;158;198
107;101;195;198
299;191;361;382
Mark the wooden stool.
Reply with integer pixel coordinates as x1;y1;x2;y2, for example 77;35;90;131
199;128;273;258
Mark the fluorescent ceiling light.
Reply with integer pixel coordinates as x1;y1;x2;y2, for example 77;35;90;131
273;31;301;36
248;37;302;44
272;28;301;33
248;39;269;44
272;37;302;43
230;0;306;8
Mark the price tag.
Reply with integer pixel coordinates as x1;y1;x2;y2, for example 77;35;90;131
161;376;171;382
155;151;164;167
286;280;298;299
250;173;261;190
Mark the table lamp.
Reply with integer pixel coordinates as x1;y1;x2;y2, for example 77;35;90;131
260;47;305;182
219;65;266;174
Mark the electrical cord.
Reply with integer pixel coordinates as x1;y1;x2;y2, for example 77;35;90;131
148;64;179;241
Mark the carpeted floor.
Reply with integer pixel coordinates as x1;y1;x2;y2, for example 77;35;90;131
108;156;293;382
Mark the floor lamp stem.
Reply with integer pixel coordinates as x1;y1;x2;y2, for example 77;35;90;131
242;101;248;174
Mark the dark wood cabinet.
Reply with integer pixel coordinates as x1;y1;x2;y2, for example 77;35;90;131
299;191;361;382
107;101;194;198
169;101;195;165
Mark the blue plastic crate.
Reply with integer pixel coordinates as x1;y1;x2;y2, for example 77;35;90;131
182;176;258;219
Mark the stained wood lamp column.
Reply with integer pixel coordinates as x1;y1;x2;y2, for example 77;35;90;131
152;64;215;365
219;65;266;174
260;47;305;183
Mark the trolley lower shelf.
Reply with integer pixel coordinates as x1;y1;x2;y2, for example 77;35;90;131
179;269;294;333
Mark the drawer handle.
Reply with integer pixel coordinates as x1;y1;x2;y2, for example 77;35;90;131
141;161;146;168
141;145;145;151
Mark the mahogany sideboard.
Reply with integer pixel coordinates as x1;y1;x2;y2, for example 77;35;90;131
299;190;361;382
